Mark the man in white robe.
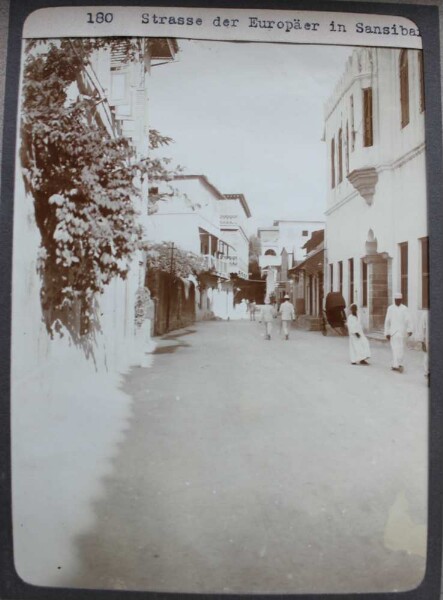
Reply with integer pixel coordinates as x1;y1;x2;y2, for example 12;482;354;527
384;292;413;372
259;299;277;340
279;294;295;340
347;304;371;365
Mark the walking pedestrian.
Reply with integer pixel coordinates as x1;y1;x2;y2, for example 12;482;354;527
384;292;413;373
279;294;295;340
259;299;277;340
249;300;257;321
346;304;371;365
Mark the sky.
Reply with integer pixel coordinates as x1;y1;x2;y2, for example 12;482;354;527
149;39;352;234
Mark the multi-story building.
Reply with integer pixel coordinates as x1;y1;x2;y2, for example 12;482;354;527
218;193;251;279
148;174;252;319
12;37;178;587
258;219;324;301
324;47;427;334
13;38;178;381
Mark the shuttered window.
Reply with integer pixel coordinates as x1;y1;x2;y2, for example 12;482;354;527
400;242;408;305
348;258;354;305
338;261;343;295
362;260;368;307
400;49;410;128
331;137;335;189
363;88;373;147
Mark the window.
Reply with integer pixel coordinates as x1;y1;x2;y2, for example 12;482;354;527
302;230;308;237
361;260;368;307
350;95;355;151
363;88;373;147
200;232;209;255
338;128;343;183
329;263;334;292
264;249;276;256
348;258;354;304
418;51;425;113
111;72;126;101
338;261;343;295
421;237;429;308
330;137;335;188
399;242;408;304
400;49;410;128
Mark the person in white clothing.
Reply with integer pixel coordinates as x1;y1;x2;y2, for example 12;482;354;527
259;299;277;340
346;304;371;365
384;292;413;372
279;294;295;340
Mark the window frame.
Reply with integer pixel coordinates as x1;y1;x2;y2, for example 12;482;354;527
363;87;373;147
400;49;410;128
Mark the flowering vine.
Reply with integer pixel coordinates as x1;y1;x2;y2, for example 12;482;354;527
20;38;178;342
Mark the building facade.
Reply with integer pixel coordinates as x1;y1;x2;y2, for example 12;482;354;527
324;47;427;334
218;193;251;279
13;38;178;381
290;229;325;328
258;219;324;301
148;174;252;321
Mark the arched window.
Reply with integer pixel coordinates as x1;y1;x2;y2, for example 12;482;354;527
264;249;276;256
400;49;409;128
330;137;335;189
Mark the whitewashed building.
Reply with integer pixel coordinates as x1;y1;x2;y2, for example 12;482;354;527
258;219;324;301
324;47;427;334
12;38;179;585
148;174;252;320
218;193;251;280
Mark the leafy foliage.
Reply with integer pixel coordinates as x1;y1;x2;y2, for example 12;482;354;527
145;243;206;278
20;38;177;342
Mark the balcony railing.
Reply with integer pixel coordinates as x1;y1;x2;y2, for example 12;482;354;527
203;255;230;278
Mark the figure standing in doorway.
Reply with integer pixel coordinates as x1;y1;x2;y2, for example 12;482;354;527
259;299;276;340
249;300;257;321
279;294;295;340
346;304;371;365
384;292;413;373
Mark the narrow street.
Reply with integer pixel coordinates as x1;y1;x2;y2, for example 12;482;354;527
70;320;428;594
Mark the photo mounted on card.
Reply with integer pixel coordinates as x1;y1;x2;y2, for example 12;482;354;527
1;1;441;599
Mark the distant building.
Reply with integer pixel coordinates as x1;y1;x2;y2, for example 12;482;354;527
289;229;324;329
148;174;252;320
324;47;427;333
218;193;251;279
258;219;324;301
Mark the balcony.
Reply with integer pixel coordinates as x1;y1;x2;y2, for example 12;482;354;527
202;255;230;278
227;256;248;279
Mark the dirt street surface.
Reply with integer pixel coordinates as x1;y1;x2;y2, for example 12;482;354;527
70;320;428;594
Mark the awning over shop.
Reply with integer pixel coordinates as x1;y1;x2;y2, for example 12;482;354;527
290;249;324;276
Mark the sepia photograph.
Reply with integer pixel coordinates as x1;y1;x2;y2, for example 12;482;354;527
10;21;429;596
